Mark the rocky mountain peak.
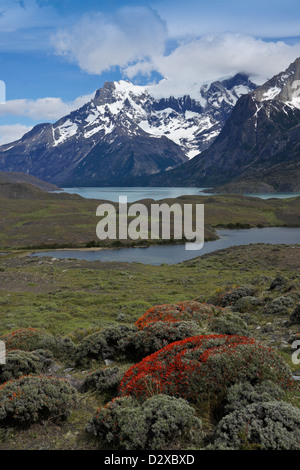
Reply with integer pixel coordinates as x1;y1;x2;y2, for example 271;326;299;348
254;56;300;108
200;73;257;110
0;73;257;186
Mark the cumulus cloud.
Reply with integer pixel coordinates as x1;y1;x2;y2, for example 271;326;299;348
52;6;167;75
126;33;300;98
0;93;94;121
0;124;33;145
52;5;300;99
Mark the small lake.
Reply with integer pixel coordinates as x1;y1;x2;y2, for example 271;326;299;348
32;227;300;266
56;187;211;202
57;187;300;202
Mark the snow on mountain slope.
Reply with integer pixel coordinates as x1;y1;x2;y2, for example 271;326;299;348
148;57;300;191
254;57;300;110
49;74;256;160
0;73;257;185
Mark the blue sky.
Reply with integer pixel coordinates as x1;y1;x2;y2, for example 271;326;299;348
1;0;300;143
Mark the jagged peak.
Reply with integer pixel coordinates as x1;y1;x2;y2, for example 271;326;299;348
254;56;300;108
221;73;256;90
94;79;147;102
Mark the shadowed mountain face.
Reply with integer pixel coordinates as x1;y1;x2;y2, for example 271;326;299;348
148;58;300;192
0;75;256;186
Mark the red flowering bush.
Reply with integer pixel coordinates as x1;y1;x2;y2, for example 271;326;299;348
0;328;75;359
119;335;293;402
135;301;226;330
0;375;77;425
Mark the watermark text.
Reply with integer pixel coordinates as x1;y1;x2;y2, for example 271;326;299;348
0;341;5;365
96;197;204;251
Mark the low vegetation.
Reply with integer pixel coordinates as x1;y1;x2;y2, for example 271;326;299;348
0;376;77;426
0;187;300;249
0;244;299;450
86;394;202;450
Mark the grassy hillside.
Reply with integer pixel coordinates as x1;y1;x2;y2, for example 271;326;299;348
0;184;299;249
0;171;60;191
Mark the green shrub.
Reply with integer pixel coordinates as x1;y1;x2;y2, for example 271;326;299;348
263;296;294;316
81;366;124;396
233;296;264;313
29;349;54;369
209;314;249;336
218;286;256;307
87;394;202;450
120;321;202;359
75;325;137;366
224;380;285;414
0;349;54;383
211;402;300;450
0;375;77;426
0;328;76;359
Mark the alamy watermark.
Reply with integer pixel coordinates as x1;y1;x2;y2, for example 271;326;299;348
292;340;300;365
0;80;6;104
96;197;204;250
0;340;5;365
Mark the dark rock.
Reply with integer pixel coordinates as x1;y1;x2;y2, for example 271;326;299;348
290;303;300;324
269;276;286;291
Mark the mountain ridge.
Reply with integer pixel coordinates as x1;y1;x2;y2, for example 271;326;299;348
0;74;256;186
147;57;300;191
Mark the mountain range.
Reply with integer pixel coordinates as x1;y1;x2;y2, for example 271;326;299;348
149;58;300;192
0;74;256;187
0;58;300;191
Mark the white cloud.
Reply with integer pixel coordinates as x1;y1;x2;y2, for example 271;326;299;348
52;6;167;75
0;124;33;145
52;5;300;99
125;34;300;98
0;93;94;121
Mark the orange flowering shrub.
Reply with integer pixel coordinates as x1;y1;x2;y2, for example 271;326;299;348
135;301;226;330
0;375;77;425
0;328;75;359
0;328;48;351
119;335;293;402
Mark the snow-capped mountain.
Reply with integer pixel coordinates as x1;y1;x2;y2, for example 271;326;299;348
151;57;300;191
0;74;256;186
140;73;256;158
254;58;300;108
